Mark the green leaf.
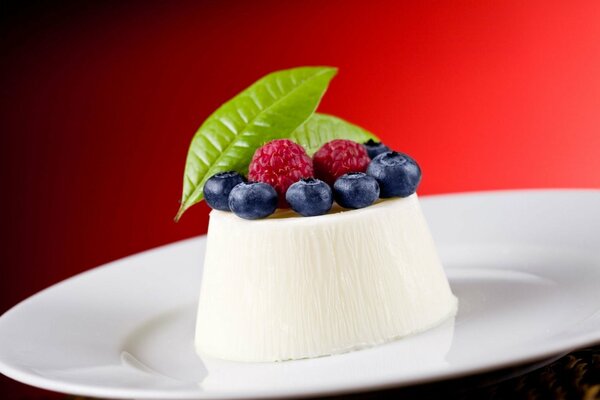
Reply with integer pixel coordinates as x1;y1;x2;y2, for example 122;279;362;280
176;66;338;220
290;113;379;155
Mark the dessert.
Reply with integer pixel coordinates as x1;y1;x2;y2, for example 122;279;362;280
177;66;457;362
196;195;457;361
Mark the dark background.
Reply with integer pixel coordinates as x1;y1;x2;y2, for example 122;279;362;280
1;1;599;398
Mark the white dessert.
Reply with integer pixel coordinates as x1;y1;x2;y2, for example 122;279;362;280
195;194;457;362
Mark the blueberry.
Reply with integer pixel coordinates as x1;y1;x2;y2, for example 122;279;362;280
286;178;333;217
228;182;278;219
203;171;246;211
333;172;380;209
363;139;390;159
366;151;421;198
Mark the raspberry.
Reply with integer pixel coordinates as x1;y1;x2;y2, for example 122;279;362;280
313;139;371;185
248;139;314;208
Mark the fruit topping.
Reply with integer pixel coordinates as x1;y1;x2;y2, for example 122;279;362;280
228;182;278;220
366;151;421;198
363;139;390;159
286;178;333;217
203;171;246;211
333;172;380;209
248;139;313;208
313;139;371;185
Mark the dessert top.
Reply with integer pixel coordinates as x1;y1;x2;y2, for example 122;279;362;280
208;195;419;225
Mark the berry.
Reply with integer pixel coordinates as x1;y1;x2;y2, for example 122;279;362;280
203;171;246;211
313;139;371;185
363;139;390;159
366;151;421;198
333;172;380;209
285;178;333;217
248;139;313;208
228;182;278;220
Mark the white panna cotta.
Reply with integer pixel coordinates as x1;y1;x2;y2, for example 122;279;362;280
195;194;457;362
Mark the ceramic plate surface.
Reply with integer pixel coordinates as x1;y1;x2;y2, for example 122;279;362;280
1;190;599;399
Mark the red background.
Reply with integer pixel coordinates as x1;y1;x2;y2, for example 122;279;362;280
1;1;599;397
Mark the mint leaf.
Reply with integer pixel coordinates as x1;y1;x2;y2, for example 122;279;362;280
176;66;337;220
290;113;379;156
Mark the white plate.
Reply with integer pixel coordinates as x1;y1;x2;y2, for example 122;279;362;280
1;190;599;399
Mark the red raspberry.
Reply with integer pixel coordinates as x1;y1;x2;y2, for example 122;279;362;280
248;139;314;208
313;139;371;184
